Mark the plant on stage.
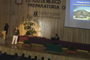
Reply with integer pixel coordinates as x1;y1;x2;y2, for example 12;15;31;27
67;45;77;54
23;40;32;44
42;42;47;50
22;15;36;35
42;42;47;47
23;40;32;47
67;45;77;51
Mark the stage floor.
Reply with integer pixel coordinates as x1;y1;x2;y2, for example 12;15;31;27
2;37;90;60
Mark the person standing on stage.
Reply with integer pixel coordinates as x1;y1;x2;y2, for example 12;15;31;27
12;26;19;44
4;23;9;40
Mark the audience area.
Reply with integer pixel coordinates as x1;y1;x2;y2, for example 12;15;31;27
0;52;51;60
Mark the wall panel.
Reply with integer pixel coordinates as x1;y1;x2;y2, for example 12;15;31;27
0;0;90;44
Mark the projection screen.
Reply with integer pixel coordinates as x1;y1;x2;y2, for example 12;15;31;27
65;0;90;29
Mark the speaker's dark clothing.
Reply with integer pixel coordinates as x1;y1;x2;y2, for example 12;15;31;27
55;36;59;40
4;24;9;35
13;29;19;36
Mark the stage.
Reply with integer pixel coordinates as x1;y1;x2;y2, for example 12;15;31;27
0;37;89;60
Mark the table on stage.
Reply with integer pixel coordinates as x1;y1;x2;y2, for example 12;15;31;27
18;36;59;44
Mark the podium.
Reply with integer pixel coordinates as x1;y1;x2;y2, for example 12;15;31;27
46;44;62;54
